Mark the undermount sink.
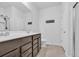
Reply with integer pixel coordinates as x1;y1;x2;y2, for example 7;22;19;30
0;31;9;36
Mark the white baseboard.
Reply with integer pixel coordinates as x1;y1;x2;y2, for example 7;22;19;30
46;42;62;46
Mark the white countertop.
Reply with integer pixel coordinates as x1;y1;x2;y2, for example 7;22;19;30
0;31;40;42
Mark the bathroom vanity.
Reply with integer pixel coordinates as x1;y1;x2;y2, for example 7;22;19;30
0;33;41;57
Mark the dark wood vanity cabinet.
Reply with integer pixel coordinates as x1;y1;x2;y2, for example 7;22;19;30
0;33;41;57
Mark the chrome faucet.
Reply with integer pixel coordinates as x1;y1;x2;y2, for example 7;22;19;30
0;15;9;36
4;17;8;30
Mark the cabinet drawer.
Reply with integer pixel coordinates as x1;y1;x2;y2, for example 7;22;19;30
33;48;38;57
21;37;32;45
22;48;32;57
3;48;20;57
21;42;32;53
33;34;40;40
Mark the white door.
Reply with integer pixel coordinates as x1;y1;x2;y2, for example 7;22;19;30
75;3;79;57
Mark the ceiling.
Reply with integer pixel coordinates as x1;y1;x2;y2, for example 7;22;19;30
0;2;62;13
0;2;30;13
31;2;62;9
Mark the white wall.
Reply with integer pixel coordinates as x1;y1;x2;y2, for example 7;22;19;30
24;3;40;33
61;2;74;56
10;7;26;31
0;2;40;32
39;3;74;57
0;6;27;31
25;12;33;32
39;5;62;45
0;7;11;31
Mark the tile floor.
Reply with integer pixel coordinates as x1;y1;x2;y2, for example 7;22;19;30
37;45;65;57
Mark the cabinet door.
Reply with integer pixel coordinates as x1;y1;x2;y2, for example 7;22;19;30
0;39;21;56
21;42;32;53
33;43;38;50
28;53;32;57
32;34;41;57
33;48;38;57
3;48;20;57
33;39;38;45
22;48;32;57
